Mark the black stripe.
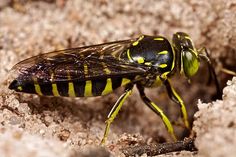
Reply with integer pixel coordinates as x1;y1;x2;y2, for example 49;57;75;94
56;82;69;97
73;80;85;97
22;82;36;94
92;79;107;96
111;77;122;90
40;83;53;96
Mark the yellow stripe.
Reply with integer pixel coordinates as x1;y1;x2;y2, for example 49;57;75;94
52;83;60;96
126;49;132;61
17;86;23;91
158;50;168;55
121;78;131;86
102;89;132;145
159;64;168;68
66;69;76;97
84;80;93;96
102;78;113;95
139;35;144;40
137;57;144;64
144;62;152;66
50;73;59;96
170;85;189;129
150;102;176;141
161;71;169;80
32;77;43;96
132;41;139;46
154;37;164;41
171;45;175;71
132;35;144;46
68;82;76;97
34;84;43;96
150;102;171;127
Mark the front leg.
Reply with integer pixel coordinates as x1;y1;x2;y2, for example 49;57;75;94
163;79;190;129
198;47;221;97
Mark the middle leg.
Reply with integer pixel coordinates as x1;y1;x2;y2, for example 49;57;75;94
137;84;177;141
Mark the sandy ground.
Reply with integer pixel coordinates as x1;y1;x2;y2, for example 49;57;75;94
0;0;236;156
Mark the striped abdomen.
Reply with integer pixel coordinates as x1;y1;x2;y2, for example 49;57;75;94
9;77;132;97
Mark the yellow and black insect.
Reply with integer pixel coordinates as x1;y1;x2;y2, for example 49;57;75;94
8;32;220;144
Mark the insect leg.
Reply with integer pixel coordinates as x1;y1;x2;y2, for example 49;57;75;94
220;68;236;76
163;79;190;129
198;47;222;98
137;85;177;141
100;85;133;145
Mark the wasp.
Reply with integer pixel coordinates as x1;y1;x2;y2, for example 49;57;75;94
8;32;220;144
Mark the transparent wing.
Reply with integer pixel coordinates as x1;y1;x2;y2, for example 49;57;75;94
11;39;148;83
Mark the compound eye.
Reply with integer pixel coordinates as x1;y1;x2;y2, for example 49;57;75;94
181;49;200;78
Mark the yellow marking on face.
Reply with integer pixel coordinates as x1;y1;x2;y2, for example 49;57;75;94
84;80;93;96
52;83;60;96
17;86;23;91
121;78;131;86
34;84;43;96
68;82;76;97
158;50;168;55
154;37;164;41
159;64;168;68
102;78;113;95
126;49;132;61
144;62;152;66
137;57;145;64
